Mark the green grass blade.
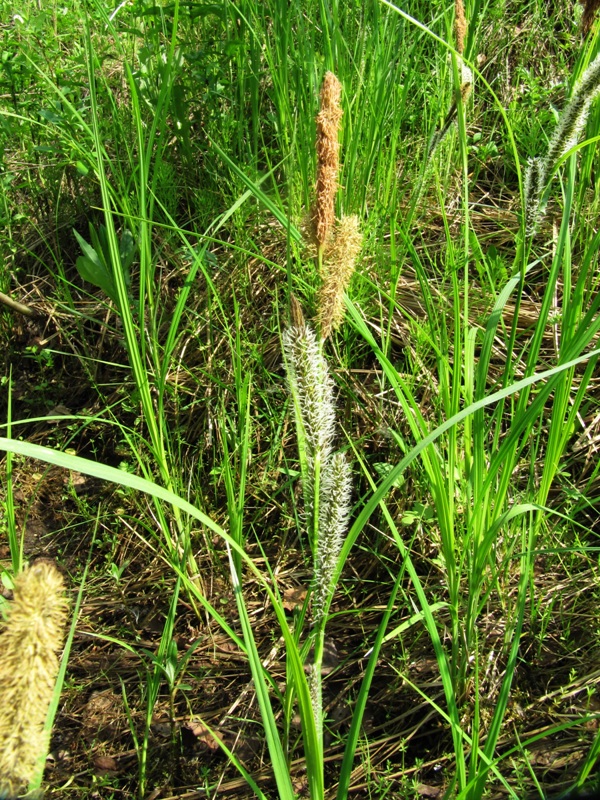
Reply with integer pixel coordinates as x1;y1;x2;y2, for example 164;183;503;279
226;542;296;800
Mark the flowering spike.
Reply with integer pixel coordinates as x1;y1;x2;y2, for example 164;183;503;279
282;323;336;534
0;562;68;798
455;0;467;56
460;62;473;104
524;156;546;234
524;54;600;234
318;215;362;339
282;308;353;747
315;72;343;254
313;452;352;621
307;662;322;740
545;54;600;174
282;323;336;464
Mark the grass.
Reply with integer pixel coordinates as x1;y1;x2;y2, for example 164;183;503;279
2;0;600;798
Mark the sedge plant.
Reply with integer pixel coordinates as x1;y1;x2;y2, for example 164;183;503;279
279;69;364;790
3;2;600;798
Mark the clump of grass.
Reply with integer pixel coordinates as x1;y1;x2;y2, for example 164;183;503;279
0;562;68;798
4;2;600;798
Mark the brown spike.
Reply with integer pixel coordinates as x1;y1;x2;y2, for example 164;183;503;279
315;72;343;254
455;0;467;55
0;563;68;797
318;215;362;339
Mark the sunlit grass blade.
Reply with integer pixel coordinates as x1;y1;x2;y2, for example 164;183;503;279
335;569;403;800
209;138;303;243
226;542;296;800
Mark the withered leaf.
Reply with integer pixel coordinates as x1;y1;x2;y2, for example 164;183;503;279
93;754;119;775
184;719;223;751
417;785;442;798
283;586;307;612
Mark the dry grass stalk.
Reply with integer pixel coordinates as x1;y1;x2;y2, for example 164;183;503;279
318;215;362;339
455;0;467;55
0;562;68;798
315;71;343;254
581;0;600;36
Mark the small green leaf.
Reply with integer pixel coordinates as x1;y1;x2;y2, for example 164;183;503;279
119;228;136;274
73;229;117;302
38;108;63;125
373;461;405;488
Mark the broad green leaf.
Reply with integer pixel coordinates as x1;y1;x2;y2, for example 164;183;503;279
73;229;117;302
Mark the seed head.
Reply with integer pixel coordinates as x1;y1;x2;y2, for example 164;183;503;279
460;62;473;103
527;53;600;232
282;323;336;463
0;562;68;797
545;53;600;175
455;0;467;55
313;452;352;621
307;661;322;740
523;156;546;235
315;72;343;252
318;215;362;339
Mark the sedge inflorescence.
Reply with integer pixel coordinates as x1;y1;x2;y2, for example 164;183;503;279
314;72;362;340
315;71;343;253
455;0;467;56
0;562;68;798
318;214;362;340
525;53;600;233
282;319;351;623
284;70;360;740
313;450;352;618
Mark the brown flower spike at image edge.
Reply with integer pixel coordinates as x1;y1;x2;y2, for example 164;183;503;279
0;562;68;798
